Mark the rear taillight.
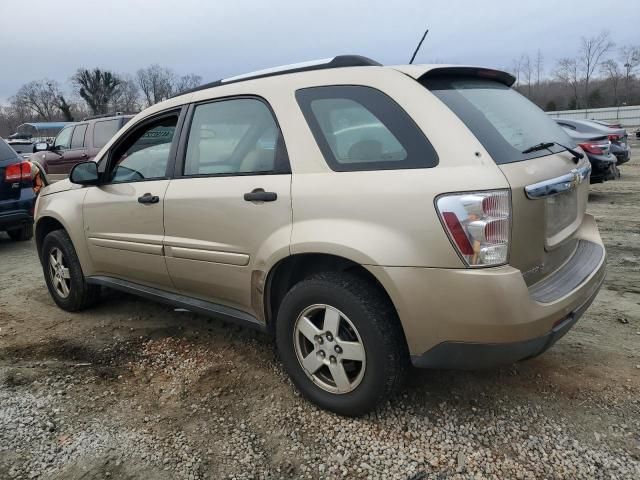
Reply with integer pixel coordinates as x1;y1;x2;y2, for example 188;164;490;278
578;142;607;155
4;161;31;183
436;190;510;267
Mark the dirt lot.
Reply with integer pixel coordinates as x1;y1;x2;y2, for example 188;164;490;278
1;139;639;480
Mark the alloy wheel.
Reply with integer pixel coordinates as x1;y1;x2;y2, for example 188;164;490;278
293;304;366;394
48;247;71;298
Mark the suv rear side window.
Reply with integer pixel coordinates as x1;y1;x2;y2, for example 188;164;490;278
71;124;88;149
422;76;574;164
296;86;437;171
93;119;121;149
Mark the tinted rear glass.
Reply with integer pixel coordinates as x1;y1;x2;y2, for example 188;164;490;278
423;76;574;164
296;85;438;171
0;140;18;162
93;119;121;149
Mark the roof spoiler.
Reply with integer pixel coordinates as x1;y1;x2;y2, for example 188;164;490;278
419;66;516;87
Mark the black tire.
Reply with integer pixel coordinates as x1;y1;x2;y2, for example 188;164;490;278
41;229;100;311
7;223;33;241
275;272;408;416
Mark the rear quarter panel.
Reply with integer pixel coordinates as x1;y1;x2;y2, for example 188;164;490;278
251;68;511;267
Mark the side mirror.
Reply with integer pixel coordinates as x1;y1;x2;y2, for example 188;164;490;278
34;142;49;152
69;161;99;185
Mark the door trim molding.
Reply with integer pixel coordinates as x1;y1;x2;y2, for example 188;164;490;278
86;275;266;332
164;245;249;266
88;237;164;255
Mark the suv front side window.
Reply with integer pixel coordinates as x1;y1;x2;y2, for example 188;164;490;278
296;85;438;171
53;126;73;150
183;98;288;176
108;115;178;184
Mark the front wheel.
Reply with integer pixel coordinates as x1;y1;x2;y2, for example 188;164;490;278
276;272;408;416
41;229;100;311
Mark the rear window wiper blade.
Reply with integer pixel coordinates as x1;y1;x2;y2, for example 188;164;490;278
522;141;584;163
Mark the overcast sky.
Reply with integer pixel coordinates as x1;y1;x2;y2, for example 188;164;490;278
0;0;637;103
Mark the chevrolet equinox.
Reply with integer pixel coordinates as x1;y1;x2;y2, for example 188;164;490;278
34;56;606;416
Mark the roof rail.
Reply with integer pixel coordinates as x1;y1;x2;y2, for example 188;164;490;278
81;112;127;121
177;55;381;97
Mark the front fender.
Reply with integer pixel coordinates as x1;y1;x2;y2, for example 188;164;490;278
35;188;93;275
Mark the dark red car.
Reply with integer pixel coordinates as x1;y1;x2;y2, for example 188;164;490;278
33;114;133;181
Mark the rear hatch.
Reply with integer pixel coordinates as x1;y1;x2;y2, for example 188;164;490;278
419;70;589;285
0;140;22;202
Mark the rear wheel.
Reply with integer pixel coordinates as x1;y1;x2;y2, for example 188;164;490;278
7;223;33;241
41;230;100;311
276;272;407;416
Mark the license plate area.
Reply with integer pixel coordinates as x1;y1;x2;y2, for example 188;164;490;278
546;188;578;239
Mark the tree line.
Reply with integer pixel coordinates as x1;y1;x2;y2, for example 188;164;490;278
0;65;202;136
510;31;639;111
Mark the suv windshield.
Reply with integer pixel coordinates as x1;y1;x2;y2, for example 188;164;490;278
422;76;574;164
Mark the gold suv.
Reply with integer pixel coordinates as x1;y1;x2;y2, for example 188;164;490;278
35;56;606;415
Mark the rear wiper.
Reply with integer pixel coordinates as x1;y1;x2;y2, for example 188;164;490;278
522;141;584;163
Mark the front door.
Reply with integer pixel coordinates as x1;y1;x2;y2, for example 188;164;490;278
163;97;292;315
83;111;182;289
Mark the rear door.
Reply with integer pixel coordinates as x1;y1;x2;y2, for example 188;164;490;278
423;75;590;284
163;97;292;315
83;109;184;289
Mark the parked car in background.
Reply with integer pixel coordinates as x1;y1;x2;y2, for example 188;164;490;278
555;118;630;165
6;122;72;156
35;57;606;415
560;128;617;183
0;138;37;240
589;119;623;129
33;114;133;181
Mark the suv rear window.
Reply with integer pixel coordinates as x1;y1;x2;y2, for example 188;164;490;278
296;85;438;171
0;140;18;162
422;76;574;164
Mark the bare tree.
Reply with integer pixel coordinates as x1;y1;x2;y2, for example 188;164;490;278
555;58;581;109
15;80;61;120
601;59;623;107
535;49;544;91
54;95;74;121
113;75;141;113
72;68;122;115
579;31;614;107
521;54;532;98
136;64;176;106
619;45;640;103
511;57;522;87
174;74;202;94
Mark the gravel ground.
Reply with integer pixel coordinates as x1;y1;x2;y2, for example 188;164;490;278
1;139;639;479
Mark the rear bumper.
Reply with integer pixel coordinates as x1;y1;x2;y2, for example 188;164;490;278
367;214;606;368
0;189;35;231
410;273;604;369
